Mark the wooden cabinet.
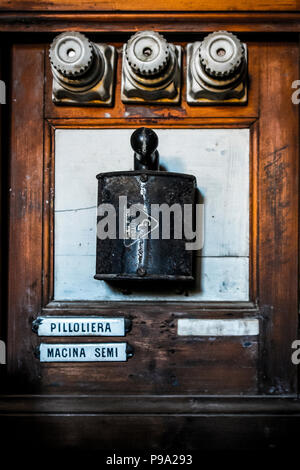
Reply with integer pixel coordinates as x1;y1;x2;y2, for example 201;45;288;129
0;2;299;452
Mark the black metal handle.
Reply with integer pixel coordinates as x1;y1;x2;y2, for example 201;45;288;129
131;127;159;171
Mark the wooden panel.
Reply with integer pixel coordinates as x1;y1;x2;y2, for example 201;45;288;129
2;30;299;450
1;396;299;451
0;414;300;452
34;310;258;394
4;37;299;401
6;42;258;396
7;45;45;389
0;0;299;12
258;41;299;394
2;395;300;415
37;304;258;395
1;13;300;34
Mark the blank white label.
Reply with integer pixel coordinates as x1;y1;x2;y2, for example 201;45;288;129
177;318;259;336
38;342;129;362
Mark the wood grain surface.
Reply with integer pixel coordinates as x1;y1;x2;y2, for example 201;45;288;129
0;0;299;12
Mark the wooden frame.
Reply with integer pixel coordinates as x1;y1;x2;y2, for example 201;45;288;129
5;36;298;395
1;13;300;34
0;12;299;449
0;0;299;12
44;119;257;306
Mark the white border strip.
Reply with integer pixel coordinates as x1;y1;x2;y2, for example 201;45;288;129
177;318;259;336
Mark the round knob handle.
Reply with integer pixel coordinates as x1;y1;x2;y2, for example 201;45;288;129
125;31;170;77
49;31;94;78
199;31;245;78
131;127;158;157
131;128;159;171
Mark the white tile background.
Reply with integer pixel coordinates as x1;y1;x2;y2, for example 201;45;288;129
54;128;249;301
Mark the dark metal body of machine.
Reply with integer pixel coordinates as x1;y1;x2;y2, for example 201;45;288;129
95;127;197;281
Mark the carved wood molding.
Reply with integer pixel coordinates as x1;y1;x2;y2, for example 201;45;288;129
1;12;300;32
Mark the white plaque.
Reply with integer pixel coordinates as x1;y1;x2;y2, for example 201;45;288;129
177;318;259;336
37;342;132;362
32;316;130;337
